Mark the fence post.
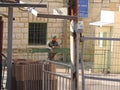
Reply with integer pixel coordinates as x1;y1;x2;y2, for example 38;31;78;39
7;7;13;90
80;36;85;90
0;16;3;90
70;20;79;90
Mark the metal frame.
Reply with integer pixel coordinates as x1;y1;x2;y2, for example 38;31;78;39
37;13;77;20
0;2;47;7
42;60;71;90
80;35;120;90
0;2;47;90
0;2;78;90
81;36;120;41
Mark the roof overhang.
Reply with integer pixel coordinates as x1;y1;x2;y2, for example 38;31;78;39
89;10;114;27
89;21;113;27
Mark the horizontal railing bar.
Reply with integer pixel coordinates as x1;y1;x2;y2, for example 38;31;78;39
37;13;77;20
82;36;120;41
43;70;71;79
44;60;71;68
85;75;120;82
0;2;47;7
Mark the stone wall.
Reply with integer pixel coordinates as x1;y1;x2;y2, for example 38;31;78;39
1;0;67;50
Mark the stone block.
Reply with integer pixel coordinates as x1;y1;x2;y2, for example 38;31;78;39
89;0;102;2
111;0;119;2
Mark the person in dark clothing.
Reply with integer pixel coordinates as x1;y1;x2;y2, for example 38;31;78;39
48;36;59;60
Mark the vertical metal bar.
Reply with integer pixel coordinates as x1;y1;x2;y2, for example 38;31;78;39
57;76;59;90
74;23;79;90
107;26;113;73
69;0;79;89
7;7;13;90
47;70;48;90
60;76;61;90
70;20;75;90
63;77;64;90
48;73;49;90
103;51;106;73
65;78;66;90
50;74;52;90
69;79;71;90
70;20;79;90
0;16;3;90
42;62;45;90
81;37;85;90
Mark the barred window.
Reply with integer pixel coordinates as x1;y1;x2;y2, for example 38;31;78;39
28;23;47;45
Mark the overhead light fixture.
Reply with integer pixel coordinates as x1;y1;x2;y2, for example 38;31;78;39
20;1;38;17
0;0;19;3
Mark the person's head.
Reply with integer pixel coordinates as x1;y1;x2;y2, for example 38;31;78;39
52;36;57;41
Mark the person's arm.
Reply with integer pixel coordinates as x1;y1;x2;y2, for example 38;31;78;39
53;41;60;48
47;41;52;49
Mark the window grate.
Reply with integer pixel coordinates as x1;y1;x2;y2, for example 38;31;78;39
28;23;47;45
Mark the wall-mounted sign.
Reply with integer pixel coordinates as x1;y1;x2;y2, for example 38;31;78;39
53;8;67;15
77;21;84;29
78;0;88;18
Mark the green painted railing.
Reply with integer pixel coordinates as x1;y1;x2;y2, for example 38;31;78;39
31;48;70;53
31;48;70;63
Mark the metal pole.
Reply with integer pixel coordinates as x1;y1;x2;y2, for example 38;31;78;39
69;0;79;89
7;7;13;90
0;16;3;90
80;36;85;90
70;20;79;90
42;62;45;90
70;20;75;90
74;23;79;90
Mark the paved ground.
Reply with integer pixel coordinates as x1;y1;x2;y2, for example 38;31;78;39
56;65;120;90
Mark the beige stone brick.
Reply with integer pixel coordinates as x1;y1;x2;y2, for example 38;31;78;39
14;18;20;22
14;13;22;17
3;33;8;39
13;28;22;33
0;7;7;12
13;22;25;28
21;28;28;33
21;40;28;45
114;24;120;28
24;23;28;28
13;40;21;46
3;22;8;28
20;18;28;22
48;23;54;28
3;44;7;49
21;12;29;17
89;0;102;2
111;0;119;2
48;19;57;22
37;8;48;13
15;33;23;39
23;34;28;39
110;3;118;11
13;8;19;12
93;0;102;2
12;34;16;39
